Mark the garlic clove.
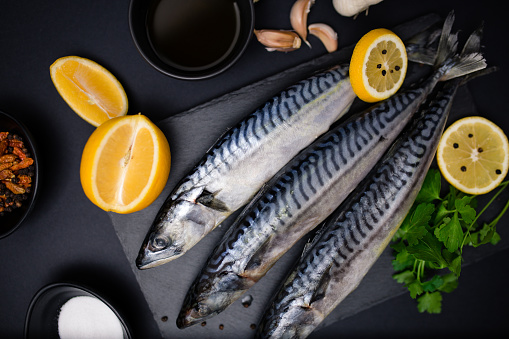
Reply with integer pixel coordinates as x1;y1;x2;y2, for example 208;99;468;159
290;0;314;47
308;23;338;53
254;29;302;52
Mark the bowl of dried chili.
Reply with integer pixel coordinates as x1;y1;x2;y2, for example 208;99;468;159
0;109;39;239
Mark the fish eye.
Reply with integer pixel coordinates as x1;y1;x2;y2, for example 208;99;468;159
152;235;170;250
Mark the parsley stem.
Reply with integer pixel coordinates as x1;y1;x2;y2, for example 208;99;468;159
461;180;509;252
417;260;425;282
487;194;509;227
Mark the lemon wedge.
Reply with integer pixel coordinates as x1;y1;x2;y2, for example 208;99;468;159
50;56;128;127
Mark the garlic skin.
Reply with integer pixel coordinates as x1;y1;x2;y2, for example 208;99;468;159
332;0;383;17
254;29;302;52
308;23;338;53
290;0;315;47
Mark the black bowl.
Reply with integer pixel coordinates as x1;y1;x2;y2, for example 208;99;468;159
24;283;132;339
129;0;255;80
0;110;39;239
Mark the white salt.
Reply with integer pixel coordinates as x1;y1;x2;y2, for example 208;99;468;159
57;295;124;339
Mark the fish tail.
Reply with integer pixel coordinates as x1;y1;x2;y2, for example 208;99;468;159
435;12;487;81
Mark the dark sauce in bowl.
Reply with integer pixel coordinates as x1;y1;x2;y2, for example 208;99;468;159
129;0;254;80
147;0;241;71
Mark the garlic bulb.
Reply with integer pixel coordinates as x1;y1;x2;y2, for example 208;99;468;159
332;0;383;17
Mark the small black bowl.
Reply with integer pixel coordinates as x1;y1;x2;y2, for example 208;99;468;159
0;110;39;239
129;0;254;80
24;283;132;339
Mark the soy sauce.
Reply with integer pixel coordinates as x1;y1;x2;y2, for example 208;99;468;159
147;0;240;71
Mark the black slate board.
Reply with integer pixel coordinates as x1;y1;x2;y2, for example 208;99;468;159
108;13;509;338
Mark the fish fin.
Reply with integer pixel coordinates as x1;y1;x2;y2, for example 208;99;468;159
434;11;457;67
300;217;336;260
406;23;442;66
309;263;334;305
196;189;230;212
441;52;487;81
461;22;483;56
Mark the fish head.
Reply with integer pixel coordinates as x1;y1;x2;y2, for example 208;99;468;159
177;271;254;328
136;195;220;269
258;302;324;338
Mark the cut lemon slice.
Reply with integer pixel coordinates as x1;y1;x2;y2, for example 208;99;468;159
50;56;128;127
350;28;407;103
437;116;509;195
80;114;171;214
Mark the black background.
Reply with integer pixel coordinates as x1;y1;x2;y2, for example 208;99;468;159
1;0;508;338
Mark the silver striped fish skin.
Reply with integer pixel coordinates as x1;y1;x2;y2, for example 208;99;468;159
136;66;356;269
176;74;443;328
256;80;461;339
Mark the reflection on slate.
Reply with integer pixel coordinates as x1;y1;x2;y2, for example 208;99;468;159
108;14;508;338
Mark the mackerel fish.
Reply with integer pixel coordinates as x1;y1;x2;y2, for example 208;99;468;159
136;65;355;269
256;28;487;339
137;22;444;269
176;12;487;329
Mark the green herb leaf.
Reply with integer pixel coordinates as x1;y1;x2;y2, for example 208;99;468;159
434;212;464;253
442;249;462;276
417;291;442;314
392;247;415;271
434;201;452;225
408;280;424;299
415;169;441;203
455;196;476;224
399;203;434;246
491;231;501;245
438;273;458;293
421;275;444;293
393;270;415;285
407;232;447;267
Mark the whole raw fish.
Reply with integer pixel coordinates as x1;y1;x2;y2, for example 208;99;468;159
137;22;445;269
136;65;355;269
176;13;487;329
256;27;486;338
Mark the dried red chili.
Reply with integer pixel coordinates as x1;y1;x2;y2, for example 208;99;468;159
0;169;14;181
13;147;26;161
0;162;13;171
4;181;25;194
0;132;34;215
10;158;33;171
0;154;16;163
0;140;7;155
8;139;24;148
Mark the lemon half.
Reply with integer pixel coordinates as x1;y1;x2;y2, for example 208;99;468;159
80;114;171;214
350;28;407;103
437;116;509;195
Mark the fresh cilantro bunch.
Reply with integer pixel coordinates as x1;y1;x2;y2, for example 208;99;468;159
391;169;508;314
